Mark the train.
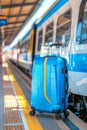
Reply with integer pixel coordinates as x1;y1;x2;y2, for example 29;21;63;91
9;29;35;76
9;0;87;112
0;45;2;63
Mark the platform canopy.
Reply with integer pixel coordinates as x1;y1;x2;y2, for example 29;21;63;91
0;0;41;45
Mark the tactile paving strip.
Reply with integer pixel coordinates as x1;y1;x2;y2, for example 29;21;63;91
3;63;25;130
0;63;4;130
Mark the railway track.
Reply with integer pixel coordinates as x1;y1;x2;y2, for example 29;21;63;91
8;60;31;92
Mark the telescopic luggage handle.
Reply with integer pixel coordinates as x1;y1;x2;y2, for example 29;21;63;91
50;43;62;56
50;43;62;47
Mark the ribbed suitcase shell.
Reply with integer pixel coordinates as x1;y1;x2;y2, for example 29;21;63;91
31;56;68;113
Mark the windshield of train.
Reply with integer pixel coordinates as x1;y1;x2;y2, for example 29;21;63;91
76;0;87;44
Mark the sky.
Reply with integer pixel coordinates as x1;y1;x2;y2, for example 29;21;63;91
3;0;56;52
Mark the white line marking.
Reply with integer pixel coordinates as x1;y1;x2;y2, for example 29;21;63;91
7;69;29;130
4;123;23;126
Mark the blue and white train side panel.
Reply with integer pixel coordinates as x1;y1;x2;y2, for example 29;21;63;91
68;0;87;96
35;0;87;96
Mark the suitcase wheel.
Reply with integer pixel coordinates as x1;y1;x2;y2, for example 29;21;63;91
29;110;35;116
64;110;69;118
55;113;61;120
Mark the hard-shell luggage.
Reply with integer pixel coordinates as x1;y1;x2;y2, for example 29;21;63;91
30;57;69;119
30;44;69;119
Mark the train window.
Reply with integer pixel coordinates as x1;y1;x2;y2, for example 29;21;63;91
45;21;54;44
76;0;87;44
20;43;25;53
20;40;29;53
25;41;28;53
80;1;87;44
38;29;43;51
56;10;72;47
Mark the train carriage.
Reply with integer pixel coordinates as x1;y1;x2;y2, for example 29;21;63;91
9;0;87;110
35;0;87;97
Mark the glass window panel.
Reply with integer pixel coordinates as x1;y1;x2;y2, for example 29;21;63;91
81;2;87;43
45;21;54;44
38;29;43;51
56;10;71;47
76;0;87;44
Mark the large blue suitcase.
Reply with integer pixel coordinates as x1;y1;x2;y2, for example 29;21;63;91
30;55;69;119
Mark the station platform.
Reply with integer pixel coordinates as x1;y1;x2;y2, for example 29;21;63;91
1;61;87;130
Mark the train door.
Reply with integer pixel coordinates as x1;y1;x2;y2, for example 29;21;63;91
29;29;36;62
55;9;72;63
69;0;87;96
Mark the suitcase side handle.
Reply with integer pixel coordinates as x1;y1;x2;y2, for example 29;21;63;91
62;58;69;112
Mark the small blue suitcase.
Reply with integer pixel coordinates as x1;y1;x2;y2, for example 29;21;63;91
30;53;69;119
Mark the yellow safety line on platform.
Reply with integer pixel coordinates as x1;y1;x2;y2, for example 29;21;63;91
8;66;43;130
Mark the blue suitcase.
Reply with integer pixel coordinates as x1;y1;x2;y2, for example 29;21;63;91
30;54;69;119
